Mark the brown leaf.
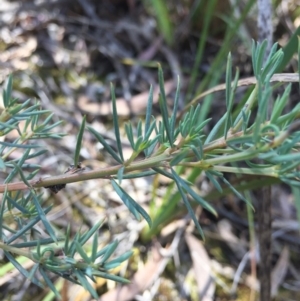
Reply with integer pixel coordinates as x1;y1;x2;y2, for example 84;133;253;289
99;244;168;301
185;233;215;301
271;246;289;297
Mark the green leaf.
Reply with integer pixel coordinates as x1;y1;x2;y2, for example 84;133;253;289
5;148;31;184
270;84;291;124
67;232;80;257
171;169;205;239
144;85;153;138
11;237;63;248
117;166;125;184
205;113;227;144
151;0;173;45
170;75;180;141
205;171;222;193
95;243;114;259
79;220;103;246
64;224;71;254
186;0;218;99
0;141;42;148
15;110;50;118
134;136;143;151
144;119;156;141
221;177;253;209
91;231;99;262
298;36;300;90
39;267;61;299
3;74;13;107
118;170;156;179
30;114;39;132
103;251;133;270
98;240;118;264
111;179;152;227
0;186;8;241
88;126;123;164
190;144;202;161
125;122;135;149
225;61;239;139
74;115;86;166
225;52;232;110
4;251;43;288
179;176;217;216
74;270;98;299
269;152;300;163
276;26;300;72
170;150;189;166
32;193;57;243
253;40;267;79
261;49;284;82
75;241;91;263
158;65;173;146
93;270;130;283
28;263;39;282
111;83;124;162
6;194;30;214
253;82;272;144
11;161;31;188
137;119;143;138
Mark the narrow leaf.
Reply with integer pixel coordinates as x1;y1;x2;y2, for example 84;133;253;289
5;148;30;184
0;186;8;240
158;65;173;146
74;115;86;166
205;113;227;144
171;169;205;239
111;179;152;227
111;83;124;162
103;251;133;269
144;85;154;138
11;161;31;188
170;149;189;166
3;74;13;107
88;126;123;164
0;141;41;148
170;75;180;142
117;166;125;184
179;178;217;216
4;252;43;288
75;241;91;263
225;52;232;109
221;177;253;209
32;193;57;242
74;270;98;299
298;36;300;91
93;270;130;283
79;221;103;246
99;240;118;264
91;231;98;262
205;171;222;193
39;267;61;299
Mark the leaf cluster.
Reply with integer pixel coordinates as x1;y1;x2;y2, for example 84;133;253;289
1;40;300;298
0;78;130;298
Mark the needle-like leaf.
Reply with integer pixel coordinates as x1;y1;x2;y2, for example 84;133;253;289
74;115;86;166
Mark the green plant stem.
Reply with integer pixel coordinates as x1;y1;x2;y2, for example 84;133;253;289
211;165;277;177
0;122;296;193
0;241;33;258
0;152;170;193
